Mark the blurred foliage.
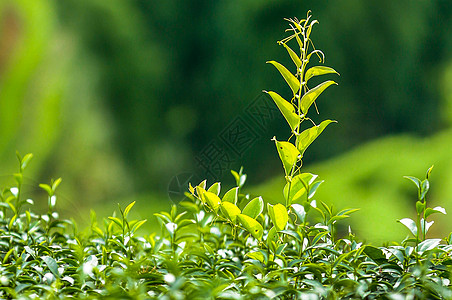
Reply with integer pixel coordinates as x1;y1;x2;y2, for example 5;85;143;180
1;0;452;235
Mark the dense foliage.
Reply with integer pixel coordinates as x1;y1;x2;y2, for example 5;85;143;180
1;13;452;299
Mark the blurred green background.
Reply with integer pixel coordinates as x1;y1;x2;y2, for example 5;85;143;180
1;0;452;243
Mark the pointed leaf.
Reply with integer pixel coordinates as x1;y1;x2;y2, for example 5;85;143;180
266;226;278;247
242;197;264;219
404;176;421;189
297;120;336;156
265;91;300;132
41;256;60;279
291;204;306;223
283;173;318;205
420;218;434;235
300;80;337;115
267;203;288;231
417;239;441;253
222;187;238;204
425;206;447;218
237;214;263;240
246;251;265;263
273;138;300;176
305;66;339;82
398;218;417;237
123;201;136;218
220;202;241;223
207;182;221;196
203;191;221;212
267;61;300;95
282;43;301;69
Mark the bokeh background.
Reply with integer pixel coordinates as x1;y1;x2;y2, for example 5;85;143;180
1;0;452;243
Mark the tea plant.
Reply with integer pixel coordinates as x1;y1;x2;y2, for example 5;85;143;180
1;11;452;299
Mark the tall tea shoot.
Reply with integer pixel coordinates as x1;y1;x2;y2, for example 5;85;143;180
265;12;338;210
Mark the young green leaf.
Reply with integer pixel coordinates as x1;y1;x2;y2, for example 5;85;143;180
424;206;447;218
283;173;318;205
41;256;60;279
220;202;241;223
222;187;238;204
237;214;263;240
272;137;300;177
297;120;336;156
304;66;339;82
207;182;221;196
282;43;302;69
242;196;264;219
123;201;136;219
203;191;221;212
300;80;337;115
265;91;300;132
398;218;417;237
266;226;278;247
267;60;300;95
417;238;441;254
267;203;288;231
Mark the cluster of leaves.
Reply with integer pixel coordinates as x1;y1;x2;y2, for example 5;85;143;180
2;12;452;299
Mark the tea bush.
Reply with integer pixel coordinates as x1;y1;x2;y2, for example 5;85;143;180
2;12;452;299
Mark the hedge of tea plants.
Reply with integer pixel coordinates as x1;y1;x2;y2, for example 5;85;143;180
1;12;452;299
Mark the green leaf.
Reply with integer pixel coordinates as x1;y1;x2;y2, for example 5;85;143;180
297;120;336;156
398;218;417;237
20;153;33;171
267;60;300;95
425;206;447;218
41;256;60;279
291;204;306;224
220;202;241;223
123;201;136;219
417;239;441;254
51;178;62;192
39;184;52;196
300;80;337;115
404;176;421;190
237;214;263;240
108;217;123;229
266;226;278;247
203;191;221;212
273;138;300;176
282;43;301;69
283;173;318;205
131;219;147;234
363;246;387;264
267;203;288;231
420;179;429;200
222;187;238;204
265;91;300;132
207;182;221;196
416;201;425;215
242;197;264;219
305;66;339;82
246;251;265;263
420;218;434;235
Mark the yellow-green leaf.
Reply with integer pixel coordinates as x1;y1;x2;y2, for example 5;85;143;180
220;202;241;223
123;201;136;218
203;191;221;212
265;91;300;132
305;66;339;82
273;138;300;177
296;120;336;156
267;203;288;231
282;43;301;69
242;196;264;219
300;80;337;115
207;182;221;196
237;214;263;240
246;251;265;263
267;60;300;95
222;187;238;204
283;173;318;205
